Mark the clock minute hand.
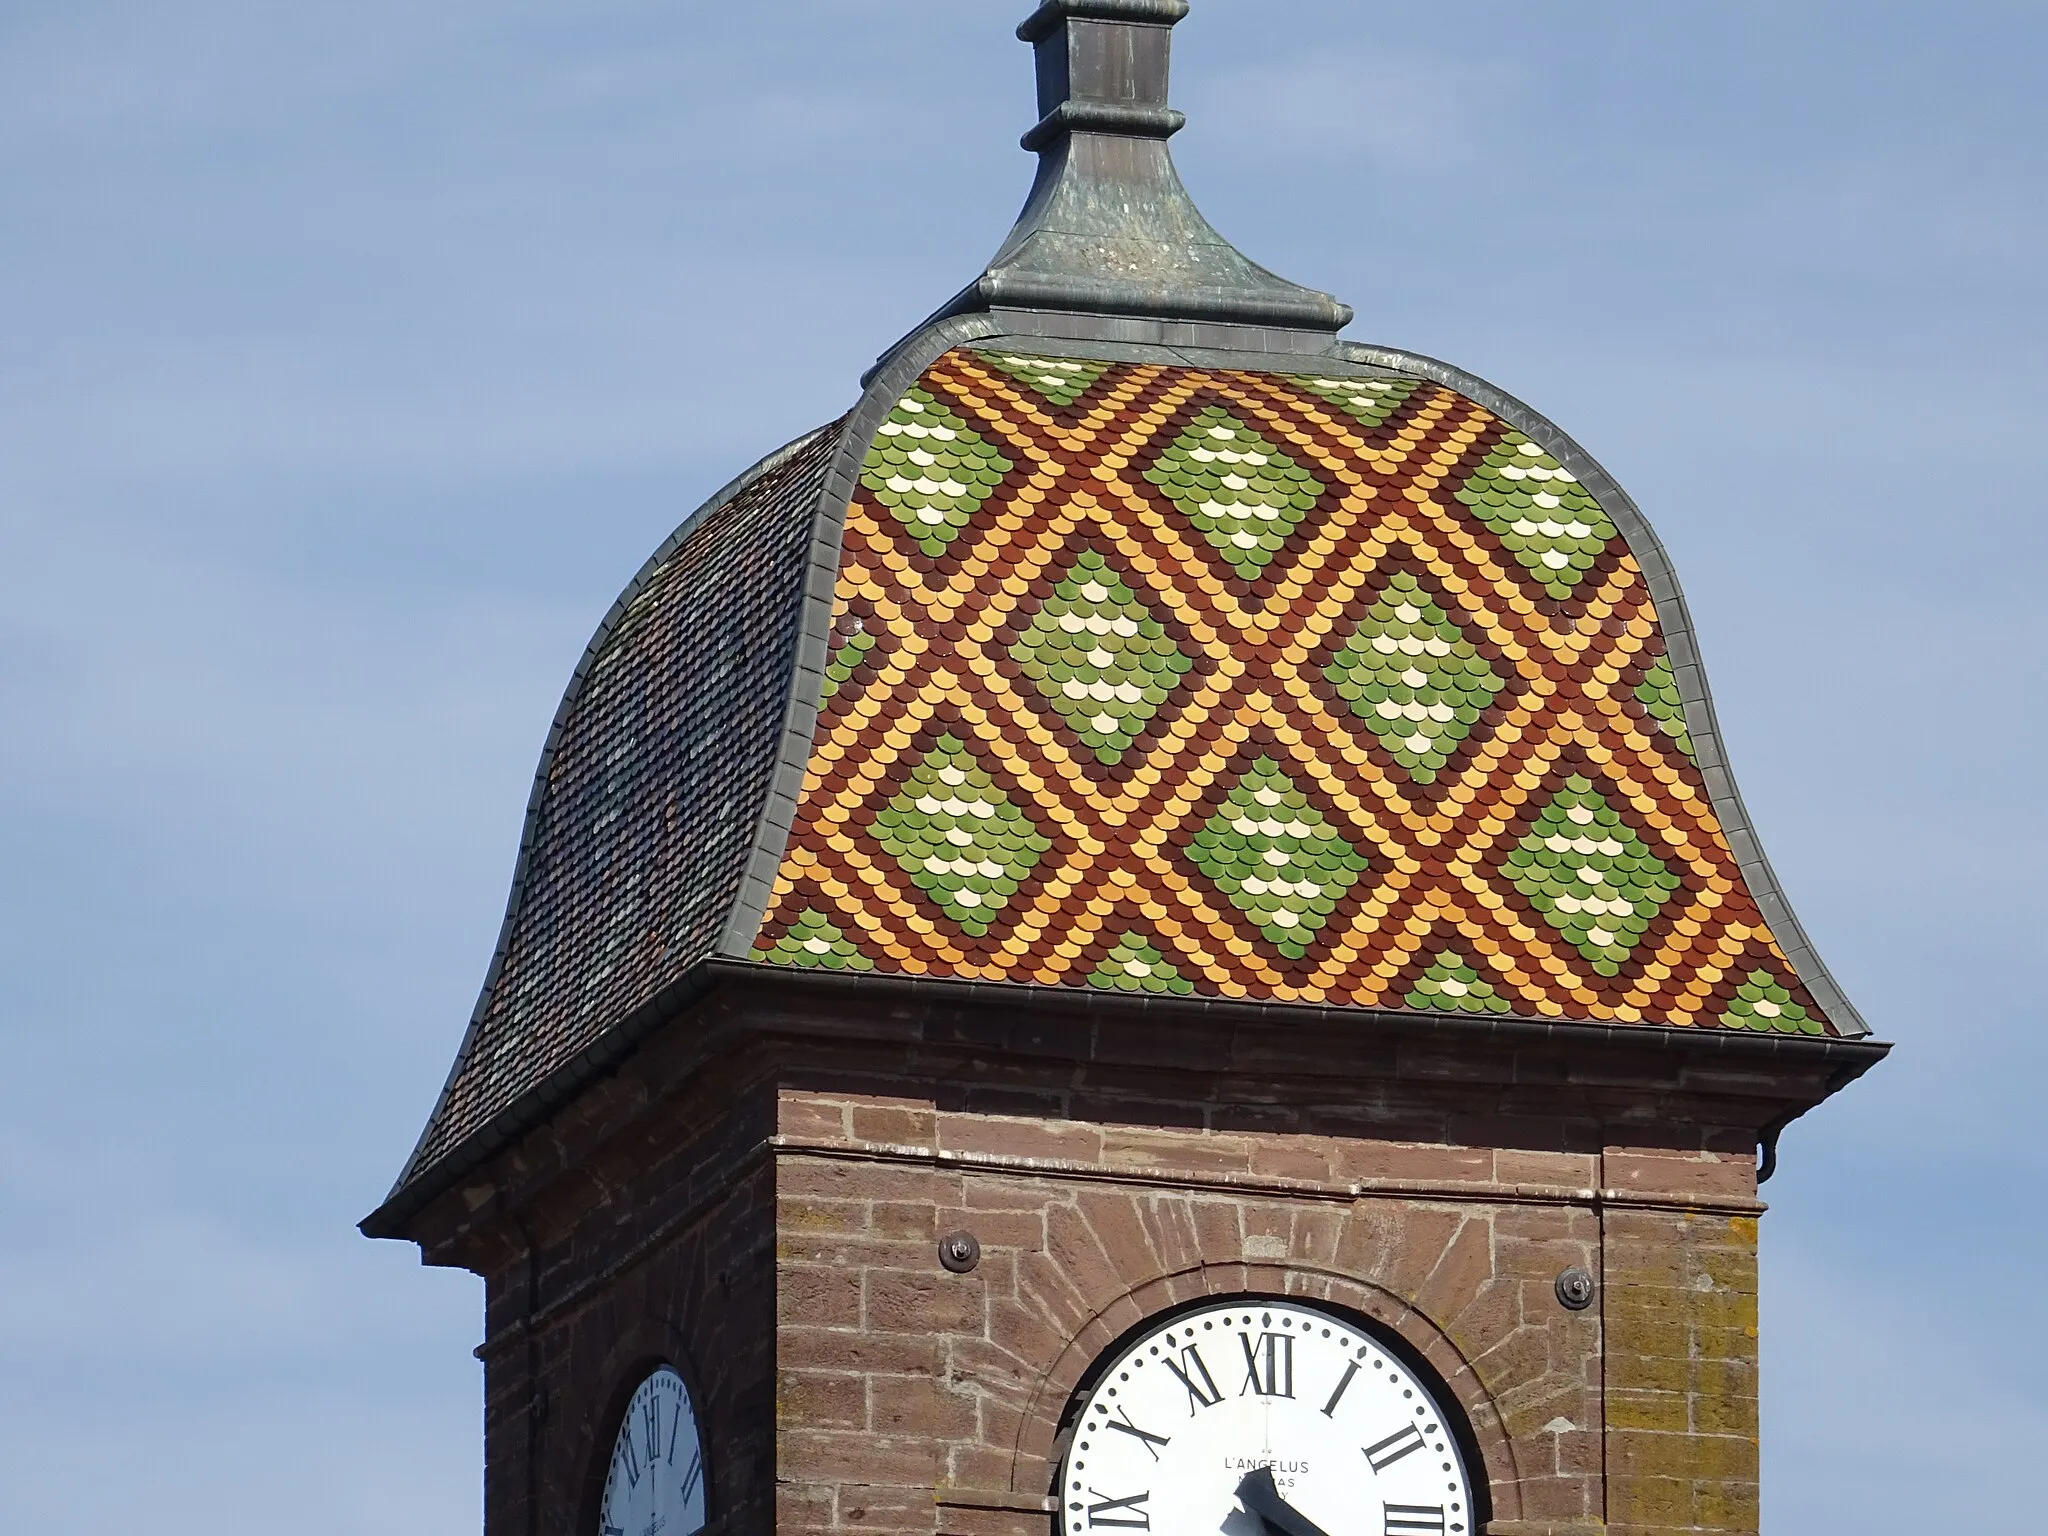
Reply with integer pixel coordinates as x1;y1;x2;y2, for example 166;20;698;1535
1234;1467;1334;1536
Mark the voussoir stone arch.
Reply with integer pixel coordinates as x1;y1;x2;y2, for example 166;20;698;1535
988;1184;1530;1528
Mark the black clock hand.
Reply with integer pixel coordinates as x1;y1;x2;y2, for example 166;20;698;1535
1235;1467;1334;1536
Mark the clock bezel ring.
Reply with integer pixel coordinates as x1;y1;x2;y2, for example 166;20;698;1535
1042;1289;1495;1536
581;1349;713;1536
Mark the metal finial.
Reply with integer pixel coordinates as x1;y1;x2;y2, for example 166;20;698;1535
935;0;1352;336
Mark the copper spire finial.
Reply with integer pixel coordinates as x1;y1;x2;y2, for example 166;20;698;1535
941;0;1352;335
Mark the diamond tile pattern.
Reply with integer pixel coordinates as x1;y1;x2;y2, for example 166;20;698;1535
976;350;1111;406
871;734;1051;936
1455;431;1617;599
1635;654;1695;759
751;909;875;971
1504;777;1683;975
1325;571;1506;780
1088;931;1197;996
822;619;877;700
860;388;1012;556
1011;548;1194;763
755;352;1833;1033
1405;951;1513;1015
1187;757;1370;957
1289;374;1421;428
1144;405;1324;578
1722;969;1821;1034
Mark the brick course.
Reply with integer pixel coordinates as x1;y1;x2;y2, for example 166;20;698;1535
385;970;1878;1536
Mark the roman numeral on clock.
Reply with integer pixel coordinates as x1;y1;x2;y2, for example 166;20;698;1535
1104;1406;1171;1459
1085;1488;1153;1529
1322;1359;1361;1417
1383;1504;1446;1535
680;1450;704;1504
1238;1331;1295;1399
1165;1344;1223;1413
643;1397;662;1465
1363;1421;1429;1472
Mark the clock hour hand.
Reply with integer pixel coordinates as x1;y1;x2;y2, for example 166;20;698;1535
1234;1467;1333;1536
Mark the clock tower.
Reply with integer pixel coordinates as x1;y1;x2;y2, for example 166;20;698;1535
364;6;1885;1535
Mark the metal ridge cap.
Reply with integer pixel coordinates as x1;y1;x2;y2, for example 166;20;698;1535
970;269;1352;330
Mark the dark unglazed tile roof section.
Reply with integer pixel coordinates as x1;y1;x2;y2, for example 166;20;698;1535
400;424;846;1183
748;350;1841;1034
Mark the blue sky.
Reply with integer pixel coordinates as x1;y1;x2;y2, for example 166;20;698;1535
2;1;2041;1529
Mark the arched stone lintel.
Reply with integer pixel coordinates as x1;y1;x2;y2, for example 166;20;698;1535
1001;1257;1527;1528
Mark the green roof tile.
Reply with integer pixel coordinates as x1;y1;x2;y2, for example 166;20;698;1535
1011;549;1193;762
1325;572;1505;780
1186;756;1368;957
1288;373;1420;428
1454;432;1616;599
1635;654;1695;760
1404;950;1513;1014
1086;931;1197;995
861;389;1011;556
1503;776;1682;974
752;909;876;971
1145;406;1323;579
1723;969;1823;1034
870;735;1050;935
821;622;877;700
975;350;1111;406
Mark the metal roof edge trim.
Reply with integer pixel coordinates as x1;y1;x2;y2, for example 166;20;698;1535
360;964;723;1243
719;315;1008;959
374;424;841;1214
706;957;1890;1079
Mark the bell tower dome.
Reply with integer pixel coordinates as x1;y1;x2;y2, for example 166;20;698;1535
366;8;1884;1536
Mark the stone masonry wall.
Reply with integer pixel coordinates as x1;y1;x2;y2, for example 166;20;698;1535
773;1089;1761;1536
474;1073;782;1536
1603;1210;1761;1535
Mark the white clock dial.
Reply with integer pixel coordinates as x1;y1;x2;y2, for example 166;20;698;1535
599;1366;706;1536
1059;1299;1474;1536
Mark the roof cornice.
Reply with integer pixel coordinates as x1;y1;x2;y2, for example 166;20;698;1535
363;957;1889;1247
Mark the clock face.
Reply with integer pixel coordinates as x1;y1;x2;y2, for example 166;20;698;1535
599;1366;705;1536
1059;1299;1474;1536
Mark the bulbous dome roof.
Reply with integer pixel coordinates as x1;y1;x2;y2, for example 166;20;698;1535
378;0;1862;1214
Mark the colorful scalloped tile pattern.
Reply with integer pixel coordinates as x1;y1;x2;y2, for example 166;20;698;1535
752;351;1832;1032
859;388;1012;556
1325;570;1506;782
1011;546;1194;763
977;350;1112;407
1635;654;1695;760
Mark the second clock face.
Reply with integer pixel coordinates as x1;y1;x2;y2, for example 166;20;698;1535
599;1366;705;1536
1059;1299;1474;1536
